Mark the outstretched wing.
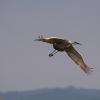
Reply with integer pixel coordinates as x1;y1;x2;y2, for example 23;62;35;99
65;45;92;74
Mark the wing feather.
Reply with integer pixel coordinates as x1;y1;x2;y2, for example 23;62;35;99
65;45;92;74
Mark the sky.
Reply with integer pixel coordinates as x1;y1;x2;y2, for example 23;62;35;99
0;0;100;92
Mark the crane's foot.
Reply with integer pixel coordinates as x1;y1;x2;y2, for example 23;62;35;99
48;50;59;57
49;53;53;57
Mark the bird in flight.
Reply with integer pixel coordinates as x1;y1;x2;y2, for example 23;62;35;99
35;35;93;74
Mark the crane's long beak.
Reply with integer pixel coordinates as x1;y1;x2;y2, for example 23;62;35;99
34;38;43;41
34;38;53;44
34;38;49;43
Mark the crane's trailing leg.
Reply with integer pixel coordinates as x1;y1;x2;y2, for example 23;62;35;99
72;42;82;45
49;50;58;57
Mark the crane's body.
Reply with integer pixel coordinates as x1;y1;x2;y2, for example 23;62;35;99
35;36;92;74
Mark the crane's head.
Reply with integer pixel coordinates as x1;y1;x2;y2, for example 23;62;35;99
35;35;56;44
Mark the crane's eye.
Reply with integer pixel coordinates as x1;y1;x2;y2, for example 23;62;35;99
38;35;43;39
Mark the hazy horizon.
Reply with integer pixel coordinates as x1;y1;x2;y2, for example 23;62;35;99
0;0;100;92
1;87;100;100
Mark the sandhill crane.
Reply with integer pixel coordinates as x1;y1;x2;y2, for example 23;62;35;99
35;35;93;74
